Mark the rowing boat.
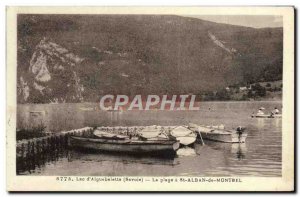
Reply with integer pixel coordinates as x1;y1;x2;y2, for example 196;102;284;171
69;136;180;157
139;125;166;140
188;123;247;143
251;114;282;118
170;126;197;146
93;129;129;139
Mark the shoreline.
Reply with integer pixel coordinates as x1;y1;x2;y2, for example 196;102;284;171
17;100;283;105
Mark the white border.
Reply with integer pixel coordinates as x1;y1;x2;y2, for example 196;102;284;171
3;4;296;194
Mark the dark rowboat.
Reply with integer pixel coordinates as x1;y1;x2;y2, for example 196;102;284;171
69;136;180;157
251;114;282;118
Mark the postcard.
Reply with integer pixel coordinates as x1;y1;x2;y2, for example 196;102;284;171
6;6;294;191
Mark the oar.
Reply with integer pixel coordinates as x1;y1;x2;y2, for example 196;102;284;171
197;128;205;145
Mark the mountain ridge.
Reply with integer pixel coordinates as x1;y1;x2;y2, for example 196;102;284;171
17;15;283;103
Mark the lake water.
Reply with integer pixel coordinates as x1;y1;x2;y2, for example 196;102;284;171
17;101;282;177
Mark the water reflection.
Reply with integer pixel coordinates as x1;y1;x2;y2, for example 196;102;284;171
256;118;267;129
274;118;281;129
176;147;196;157
68;150;178;166
17;148;67;175
17;148;179;175
232;144;247;160
17;142;250;175
203;141;247;160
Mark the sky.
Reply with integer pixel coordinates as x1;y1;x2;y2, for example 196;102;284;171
186;15;283;28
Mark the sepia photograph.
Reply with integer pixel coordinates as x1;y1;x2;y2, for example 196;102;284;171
6;6;294;191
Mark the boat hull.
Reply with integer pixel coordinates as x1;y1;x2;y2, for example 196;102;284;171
189;123;247;143
139;126;162;139
175;136;196;146
170;126;197;146
199;131;247;143
69;136;180;156
251;114;282;118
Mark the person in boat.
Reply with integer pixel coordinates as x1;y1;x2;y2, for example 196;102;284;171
270;107;280;116
257;108;265;115
236;126;245;135
273;107;280;114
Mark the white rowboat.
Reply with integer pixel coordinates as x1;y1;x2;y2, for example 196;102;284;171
170;126;197;146
188;123;247;143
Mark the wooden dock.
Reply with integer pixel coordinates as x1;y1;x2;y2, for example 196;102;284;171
16;125;184;174
16;126;179;159
16;127;93;159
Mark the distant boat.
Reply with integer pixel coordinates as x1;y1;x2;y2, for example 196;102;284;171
251;114;282;118
170;126;197;146
188;123;247;143
69;136;180;157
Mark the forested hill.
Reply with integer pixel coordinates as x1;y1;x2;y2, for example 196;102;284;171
17;15;283;103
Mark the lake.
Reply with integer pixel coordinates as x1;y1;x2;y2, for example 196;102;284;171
17;101;282;177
